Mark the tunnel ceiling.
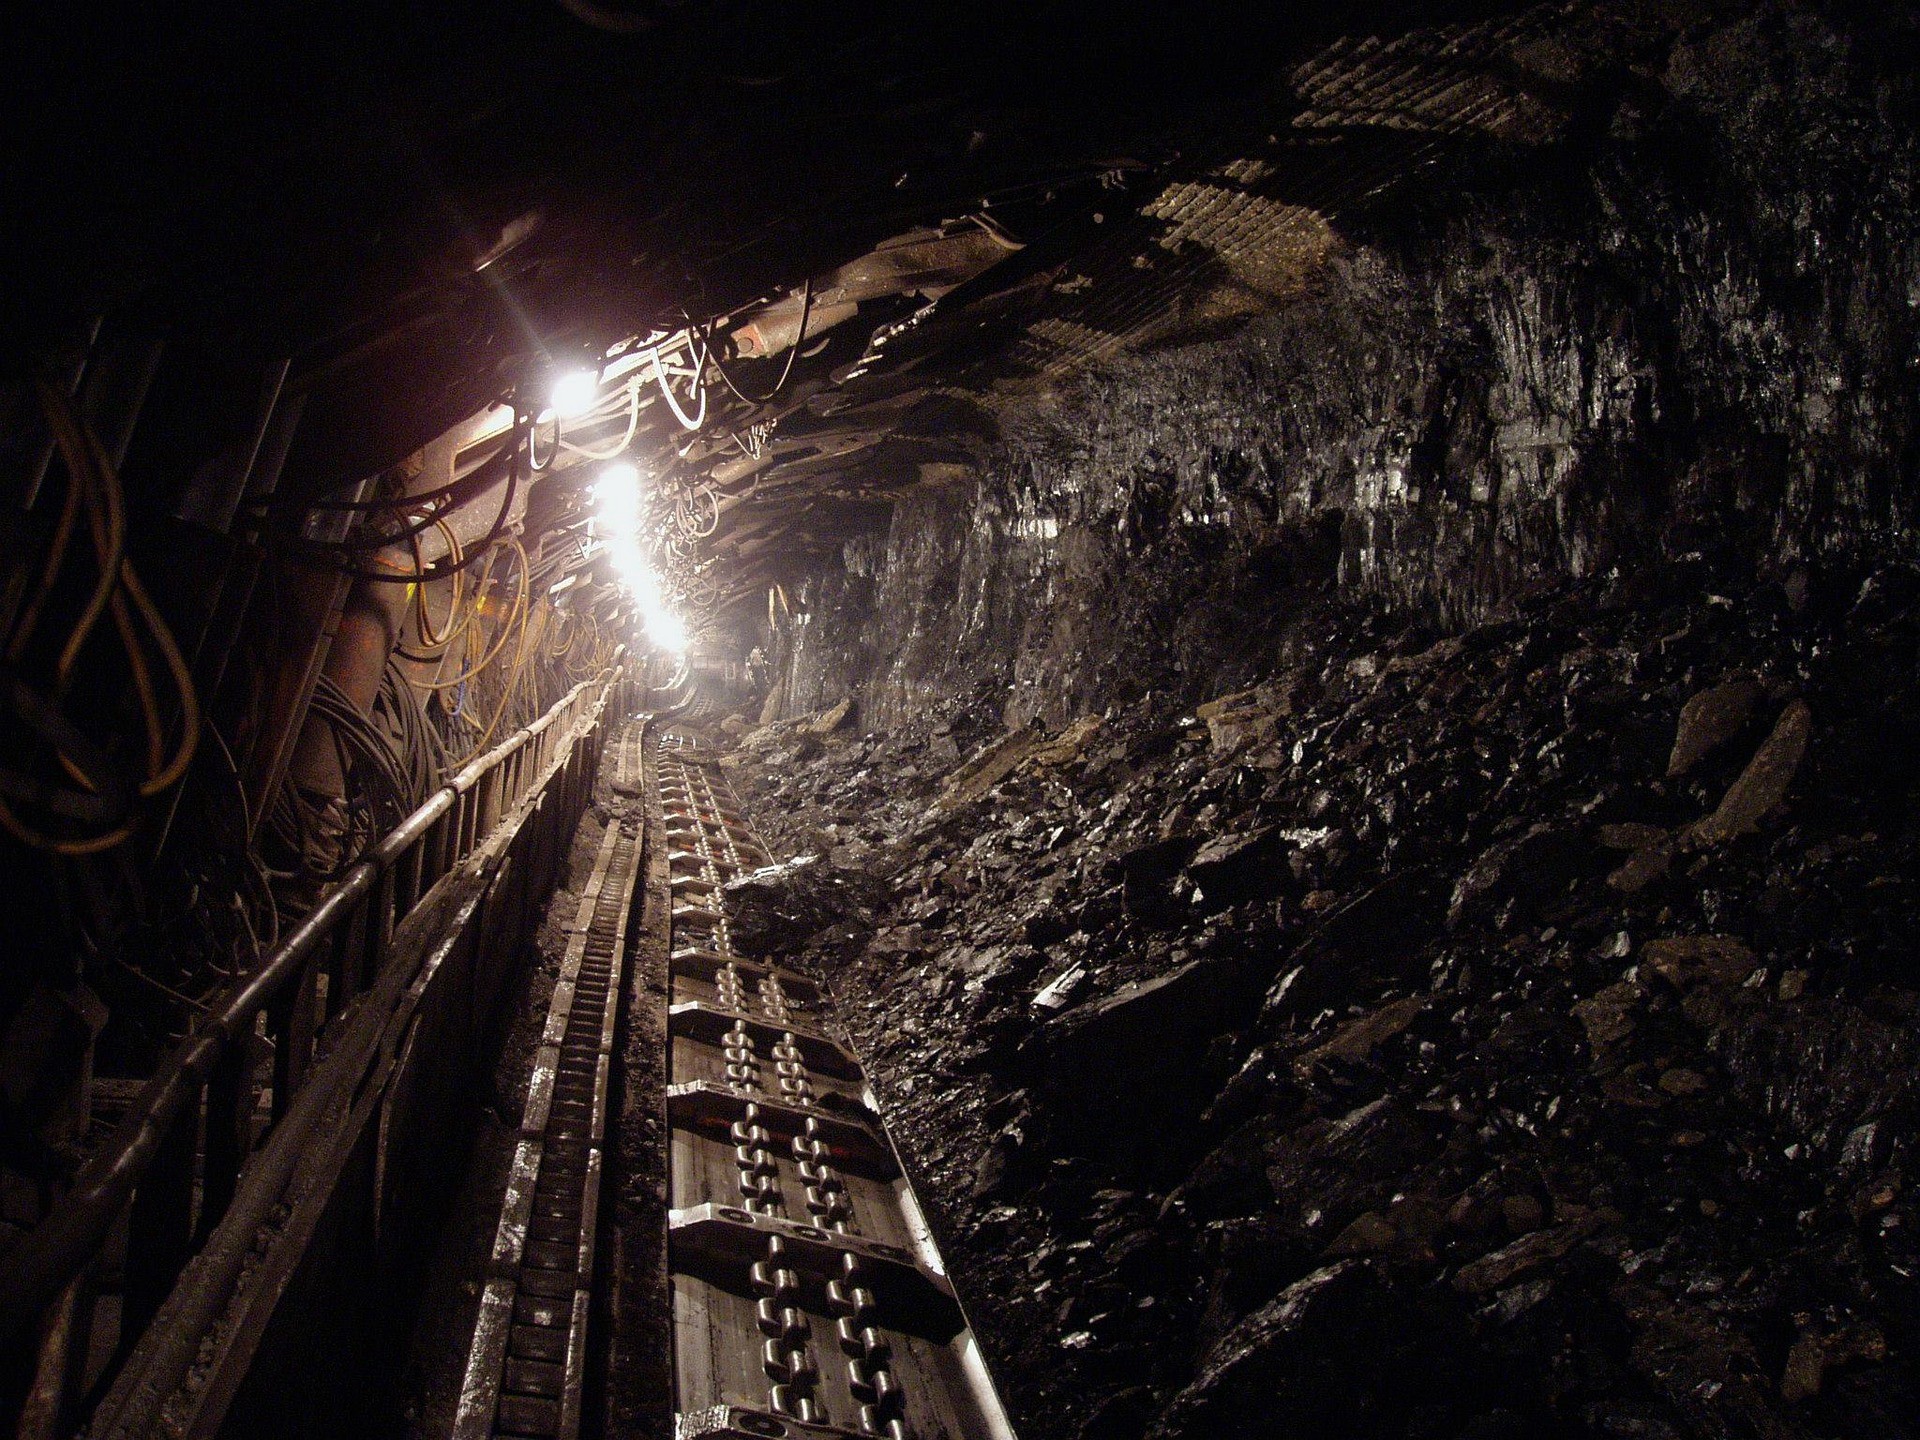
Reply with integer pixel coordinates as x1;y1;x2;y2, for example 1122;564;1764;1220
12;1;1633;615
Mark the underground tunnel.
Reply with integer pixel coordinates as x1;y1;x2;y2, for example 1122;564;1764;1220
3;3;1920;1437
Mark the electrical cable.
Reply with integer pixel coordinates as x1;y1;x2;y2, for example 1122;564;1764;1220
528;410;559;472
465;537;536;754
650;337;708;431
320;427;522;584
5;434;83;663
37;384;125;699
410;539;527;691
405;518;467;651
558;375;640;460
0;387;199;851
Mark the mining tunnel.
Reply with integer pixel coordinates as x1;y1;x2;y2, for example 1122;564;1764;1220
3;3;1920;1437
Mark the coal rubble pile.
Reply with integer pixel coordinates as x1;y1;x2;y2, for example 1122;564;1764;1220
721;561;1920;1440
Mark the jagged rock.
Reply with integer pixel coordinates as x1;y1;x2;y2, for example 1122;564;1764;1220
1029;715;1105;768
1452;1213;1602;1293
723;503;1920;1439
934;715;1102;809
1117;835;1201;920
1668;676;1765;777
1293;995;1424;1078
1032;964;1088;1012
1326;1210;1397;1256
1685;699;1811;846
1265;1095;1430;1228
972;1137;1016;1200
804;697;855;735
1024;957;1258;1170
1500;1194;1544;1233
1571;983;1640;1068
1656;1066;1708;1096
1185;826;1289;906
1639;935;1756;990
1780;1323;1886;1403
1152;1261;1386;1437
1195;686;1289;753
1609;1278;1792;1438
1597;822;1669;851
1450;824;1588;925
1607;834;1674;893
1294;869;1438;977
935;723;1050;809
722;856;890;955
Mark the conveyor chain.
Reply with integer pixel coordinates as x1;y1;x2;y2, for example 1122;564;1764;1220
655;727;1015;1440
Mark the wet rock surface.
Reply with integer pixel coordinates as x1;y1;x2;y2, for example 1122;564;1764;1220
723;556;1920;1440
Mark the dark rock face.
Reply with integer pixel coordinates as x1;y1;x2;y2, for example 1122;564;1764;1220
771;3;1920;734
721;10;1920;1439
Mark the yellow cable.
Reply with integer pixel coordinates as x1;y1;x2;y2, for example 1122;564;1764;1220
409;518;467;650
0;798;136;856
110;587;165;777
2;389;201;850
468;538;534;753
121;560;199;795
413;539;525;691
7;422;82;661
53;408;126;697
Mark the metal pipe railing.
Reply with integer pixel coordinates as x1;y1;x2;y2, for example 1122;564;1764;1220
0;657;627;1367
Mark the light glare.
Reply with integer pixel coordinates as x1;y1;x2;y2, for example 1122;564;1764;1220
550;369;599;419
590;463;688;654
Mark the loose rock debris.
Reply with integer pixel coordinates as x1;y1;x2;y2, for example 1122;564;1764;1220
723;562;1920;1440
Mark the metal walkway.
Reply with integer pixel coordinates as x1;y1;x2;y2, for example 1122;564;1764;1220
656;726;1015;1440
455;726;646;1440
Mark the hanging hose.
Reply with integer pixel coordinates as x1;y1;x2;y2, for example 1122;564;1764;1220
651;338;708;431
318;417;524;585
412;539;528;692
0;385;199;853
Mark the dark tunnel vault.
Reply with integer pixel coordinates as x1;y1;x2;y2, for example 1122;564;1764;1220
2;3;1920;1439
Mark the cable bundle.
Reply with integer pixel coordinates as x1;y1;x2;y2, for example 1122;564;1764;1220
0;384;199;853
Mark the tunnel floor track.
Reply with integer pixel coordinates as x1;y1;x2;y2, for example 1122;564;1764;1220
453;727;646;1440
445;714;1014;1440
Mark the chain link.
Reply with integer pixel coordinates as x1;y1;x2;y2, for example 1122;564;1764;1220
663;729;915;1438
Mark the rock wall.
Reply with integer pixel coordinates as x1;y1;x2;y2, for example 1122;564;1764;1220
773;4;1920;731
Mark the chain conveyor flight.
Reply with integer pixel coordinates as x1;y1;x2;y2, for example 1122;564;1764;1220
654;726;1016;1440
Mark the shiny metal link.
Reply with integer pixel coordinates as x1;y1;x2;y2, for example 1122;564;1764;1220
754;1234;825;1424
773;1032;815;1107
758;972;793;1023
793;1117;854;1233
723;1018;761;1093
830;1252;909;1438
660;728;940;1440
731;1101;780;1214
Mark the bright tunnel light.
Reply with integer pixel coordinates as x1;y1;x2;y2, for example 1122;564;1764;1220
549;368;600;419
590;463;688;654
593;463;641;531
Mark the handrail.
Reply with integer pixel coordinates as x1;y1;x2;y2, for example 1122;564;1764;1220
0;654;628;1354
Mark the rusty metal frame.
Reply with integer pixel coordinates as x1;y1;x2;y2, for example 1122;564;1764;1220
0;656;634;1437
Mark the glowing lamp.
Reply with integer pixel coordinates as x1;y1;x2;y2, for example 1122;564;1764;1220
549;368;599;419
